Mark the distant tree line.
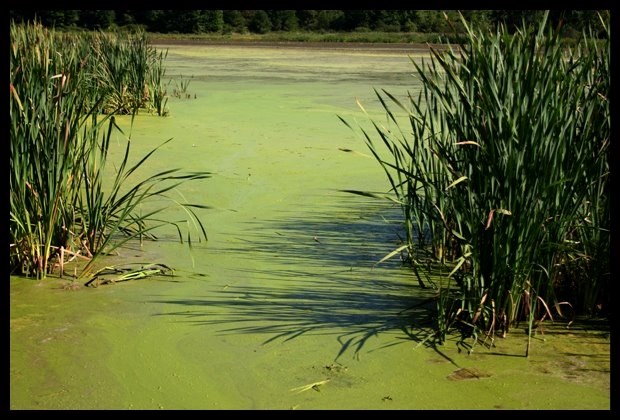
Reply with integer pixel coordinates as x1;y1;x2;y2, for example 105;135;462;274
9;10;608;38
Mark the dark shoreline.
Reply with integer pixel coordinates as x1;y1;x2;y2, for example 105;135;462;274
148;38;451;54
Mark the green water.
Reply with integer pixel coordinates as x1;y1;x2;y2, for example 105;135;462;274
10;44;610;410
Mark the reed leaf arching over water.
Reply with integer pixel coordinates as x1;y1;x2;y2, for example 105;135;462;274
341;12;609;353
10;21;210;281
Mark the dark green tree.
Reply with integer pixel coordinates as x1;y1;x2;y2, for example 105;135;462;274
371;10;402;32
460;10;491;32
490;10;546;33
268;10;298;31
400;10;420;32
203;10;224;33
223;10;247;32
114;10;136;26
248;10;272;34
341;10;371;30
141;10;167;32
416;10;449;33
79;10;116;30
549;10;608;38
296;10;318;30
167;10;205;33
34;10;79;28
316;10;345;31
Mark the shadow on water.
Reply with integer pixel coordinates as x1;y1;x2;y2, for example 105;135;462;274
151;194;446;361
153;278;438;362
230;195;407;269
147;191;611;367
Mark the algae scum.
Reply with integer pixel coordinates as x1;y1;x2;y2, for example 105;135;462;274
10;44;610;410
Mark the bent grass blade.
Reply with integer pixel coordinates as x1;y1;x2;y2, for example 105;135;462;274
289;379;331;394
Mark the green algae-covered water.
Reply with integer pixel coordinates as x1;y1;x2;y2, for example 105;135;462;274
10;43;610;410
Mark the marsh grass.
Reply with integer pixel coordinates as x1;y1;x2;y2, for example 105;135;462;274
171;75;195;100
86;30;170;116
340;12;609;354
149;48;170;116
76;115;211;281
10;21;210;281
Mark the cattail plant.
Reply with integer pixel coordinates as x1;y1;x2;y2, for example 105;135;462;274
341;11;609;354
10;21;210;281
10;21;104;278
148;48;170;116
88;29;165;115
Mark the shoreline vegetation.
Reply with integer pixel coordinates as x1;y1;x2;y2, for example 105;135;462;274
147;36;451;56
137;30;595;51
146;34;454;55
145;31;456;46
97;29;606;55
9;22;211;283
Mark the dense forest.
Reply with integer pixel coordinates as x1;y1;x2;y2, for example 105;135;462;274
9;10;608;38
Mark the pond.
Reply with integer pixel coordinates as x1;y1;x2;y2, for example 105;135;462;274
9;43;610;410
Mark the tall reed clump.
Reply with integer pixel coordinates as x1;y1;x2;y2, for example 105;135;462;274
87;29;170;116
10;21;209;281
10;21;99;279
148;47;170;116
341;12;609;353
